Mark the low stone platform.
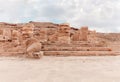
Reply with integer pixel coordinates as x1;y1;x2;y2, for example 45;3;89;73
44;51;120;56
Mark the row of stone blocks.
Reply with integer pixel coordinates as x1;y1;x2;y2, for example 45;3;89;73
0;52;43;59
0;51;120;59
42;47;111;51
25;42;115;58
13;51;119;58
43;51;119;56
43;44;102;47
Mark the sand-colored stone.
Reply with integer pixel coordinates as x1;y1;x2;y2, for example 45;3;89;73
57;24;71;43
71;26;88;41
0;21;120;58
26;42;42;59
22;23;34;39
24;38;42;58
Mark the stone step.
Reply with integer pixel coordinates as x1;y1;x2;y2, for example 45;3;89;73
0;52;24;56
43;51;117;56
43;44;93;47
43;40;107;47
114;51;120;55
43;44;105;47
43;41;104;47
42;47;111;51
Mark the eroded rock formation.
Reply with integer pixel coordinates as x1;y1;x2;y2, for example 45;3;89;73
0;21;120;58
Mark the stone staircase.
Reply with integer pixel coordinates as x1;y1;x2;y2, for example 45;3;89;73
41;41;119;56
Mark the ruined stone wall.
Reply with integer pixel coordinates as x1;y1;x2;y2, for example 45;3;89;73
0;22;120;57
71;26;88;41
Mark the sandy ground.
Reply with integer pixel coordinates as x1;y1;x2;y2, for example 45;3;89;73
0;56;120;82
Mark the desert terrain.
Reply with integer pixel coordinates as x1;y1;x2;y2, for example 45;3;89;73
0;56;120;82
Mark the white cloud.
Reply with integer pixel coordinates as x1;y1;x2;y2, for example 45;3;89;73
0;0;120;32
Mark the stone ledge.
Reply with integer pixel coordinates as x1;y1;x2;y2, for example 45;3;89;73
44;51;119;56
42;47;111;51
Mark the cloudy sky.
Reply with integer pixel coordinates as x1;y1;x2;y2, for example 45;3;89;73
0;0;120;32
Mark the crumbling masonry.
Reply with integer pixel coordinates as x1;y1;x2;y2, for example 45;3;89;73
0;22;120;58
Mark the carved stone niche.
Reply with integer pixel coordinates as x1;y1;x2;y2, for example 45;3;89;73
22;23;34;39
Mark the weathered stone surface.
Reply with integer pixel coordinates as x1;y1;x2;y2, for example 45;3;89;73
26;43;42;59
22;23;34;39
79;26;88;41
3;28;12;40
44;51;117;56
26;42;42;53
71;26;88;41
12;30;21;46
0;28;12;41
0;21;120;58
27;51;43;59
57;24;71;43
38;28;47;42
